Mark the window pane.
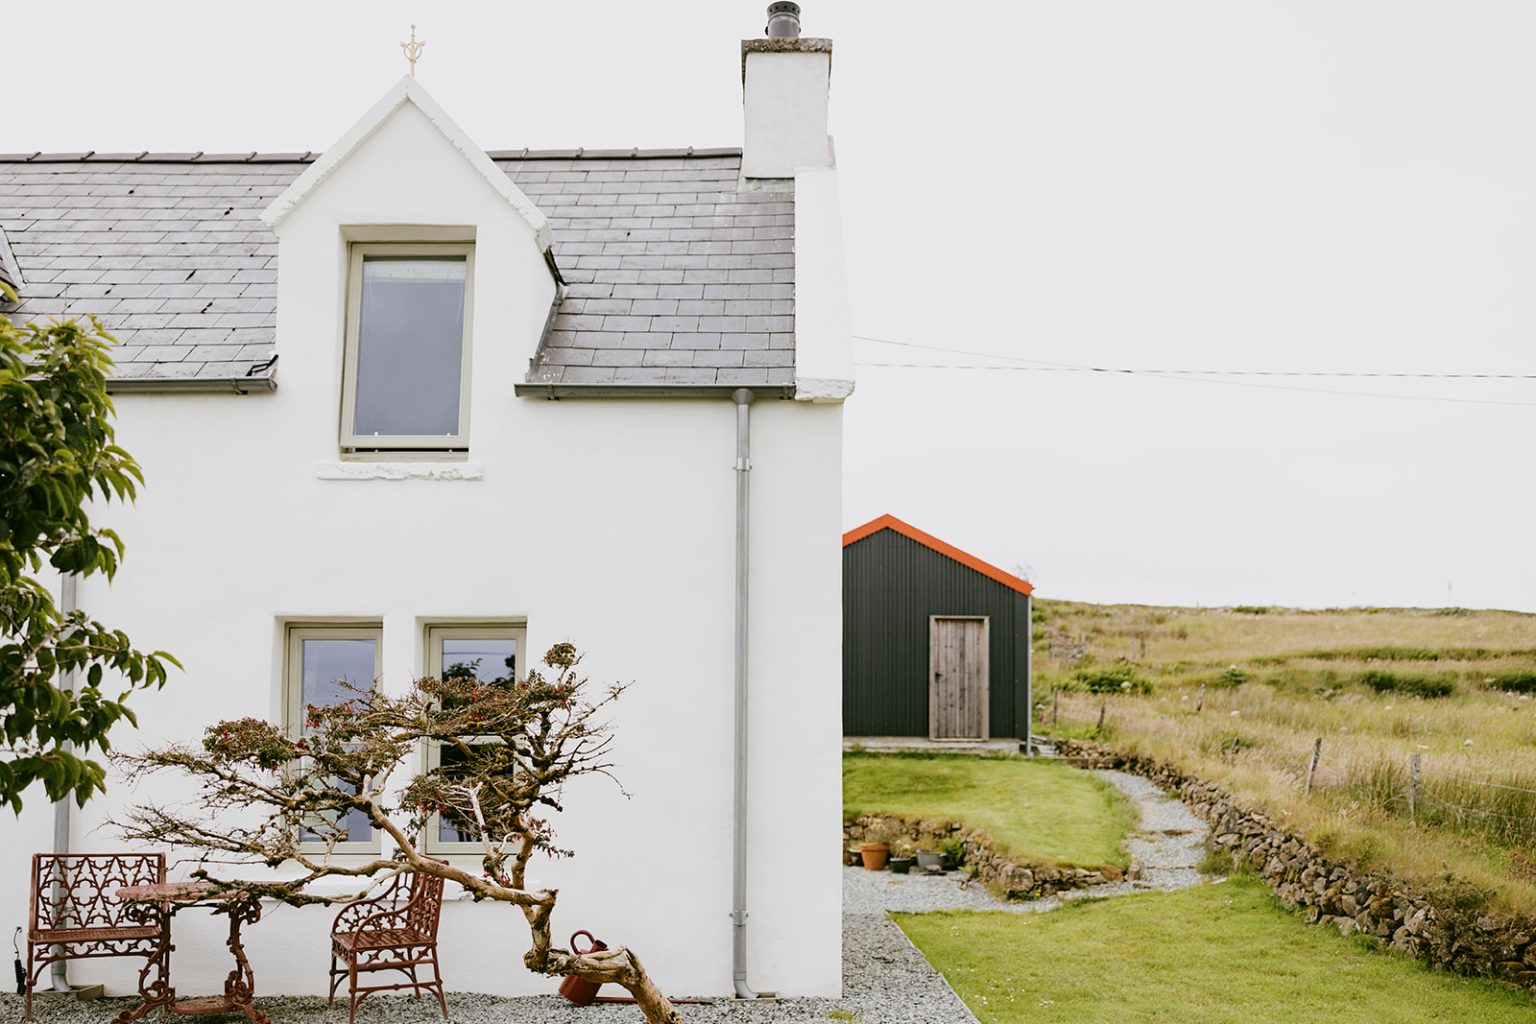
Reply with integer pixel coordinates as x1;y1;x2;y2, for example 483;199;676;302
437;744;484;845
301;639;377;721
353;256;466;438
300;638;376;843
437;635;517;844
442;638;517;685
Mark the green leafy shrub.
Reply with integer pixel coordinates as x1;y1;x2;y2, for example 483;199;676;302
0;306;178;811
1076;664;1151;695
939;836;966;868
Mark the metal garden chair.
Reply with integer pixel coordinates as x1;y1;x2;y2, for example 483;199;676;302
327;868;448;1024
24;853;169;1022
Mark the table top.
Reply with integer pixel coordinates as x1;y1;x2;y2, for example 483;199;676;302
117;882;254;904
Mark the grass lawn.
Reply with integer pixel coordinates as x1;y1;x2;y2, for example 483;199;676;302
897;876;1536;1023
843;753;1133;869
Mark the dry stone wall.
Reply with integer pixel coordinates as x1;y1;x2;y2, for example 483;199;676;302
1055;739;1536;994
843;814;1120;900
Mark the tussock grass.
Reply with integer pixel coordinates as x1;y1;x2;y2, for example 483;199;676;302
842;753;1133;869
1358;669;1456;699
897;877;1536;1022
1035;600;1536;912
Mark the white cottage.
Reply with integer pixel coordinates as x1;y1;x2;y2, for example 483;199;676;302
1;8;850;1003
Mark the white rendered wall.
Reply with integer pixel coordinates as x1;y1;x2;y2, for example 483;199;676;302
792;168;855;402
742;50;833;179
7;97;844;1000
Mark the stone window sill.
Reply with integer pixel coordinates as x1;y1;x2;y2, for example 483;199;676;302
314;461;484;481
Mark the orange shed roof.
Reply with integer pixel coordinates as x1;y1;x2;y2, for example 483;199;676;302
842;514;1034;596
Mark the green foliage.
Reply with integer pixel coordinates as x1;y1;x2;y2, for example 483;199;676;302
202;717;301;771
1358;669;1455;699
0;308;177;811
938;835;966;868
1077;664;1151;695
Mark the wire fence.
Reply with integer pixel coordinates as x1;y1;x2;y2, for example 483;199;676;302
1333;751;1536;851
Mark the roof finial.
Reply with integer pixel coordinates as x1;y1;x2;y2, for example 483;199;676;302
401;24;426;77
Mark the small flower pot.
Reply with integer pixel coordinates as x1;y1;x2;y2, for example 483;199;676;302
916;850;945;873
859;842;889;871
889;857;914;875
844;848;862;867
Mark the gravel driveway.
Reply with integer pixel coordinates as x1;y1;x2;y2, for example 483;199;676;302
5;770;1204;1024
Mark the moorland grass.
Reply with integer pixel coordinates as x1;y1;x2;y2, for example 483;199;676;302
1033;600;1536;911
897;876;1536;1023
842;753;1133;869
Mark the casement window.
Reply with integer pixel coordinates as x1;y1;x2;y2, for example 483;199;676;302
285;624;383;852
423;624;526;854
341;243;474;453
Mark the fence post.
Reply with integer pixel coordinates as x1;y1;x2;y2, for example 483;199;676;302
1095;702;1106;736
1052;688;1060;727
1195;683;1205;714
1304;737;1322;796
1409;753;1421;824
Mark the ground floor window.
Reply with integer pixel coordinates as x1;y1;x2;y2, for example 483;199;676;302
423;624;526;853
285;624;382;853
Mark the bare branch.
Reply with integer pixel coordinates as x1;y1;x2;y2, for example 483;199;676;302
113;643;679;1023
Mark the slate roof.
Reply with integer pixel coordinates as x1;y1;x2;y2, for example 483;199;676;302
0;149;794;392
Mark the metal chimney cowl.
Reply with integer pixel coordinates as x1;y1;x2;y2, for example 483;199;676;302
766;2;802;39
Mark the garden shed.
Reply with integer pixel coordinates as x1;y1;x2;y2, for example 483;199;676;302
843;514;1034;741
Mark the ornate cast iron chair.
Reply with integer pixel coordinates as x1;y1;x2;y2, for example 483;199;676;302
25;853;169;1022
328;868;448;1024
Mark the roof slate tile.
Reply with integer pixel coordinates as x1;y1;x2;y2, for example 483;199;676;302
0;149;793;387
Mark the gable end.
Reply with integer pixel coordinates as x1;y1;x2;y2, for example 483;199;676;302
843;514;1034;596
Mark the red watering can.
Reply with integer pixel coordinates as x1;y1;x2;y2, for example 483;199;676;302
557;930;608;1006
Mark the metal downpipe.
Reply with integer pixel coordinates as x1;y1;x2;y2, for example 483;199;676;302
730;388;758;1000
50;572;78;994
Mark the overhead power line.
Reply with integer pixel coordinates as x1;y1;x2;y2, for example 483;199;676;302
856;362;1536;381
851;334;1536;408
852;334;1536;380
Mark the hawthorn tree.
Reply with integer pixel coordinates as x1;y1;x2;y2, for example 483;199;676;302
116;642;681;1024
0;297;178;811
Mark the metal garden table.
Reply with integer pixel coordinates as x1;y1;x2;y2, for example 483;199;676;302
112;881;269;1024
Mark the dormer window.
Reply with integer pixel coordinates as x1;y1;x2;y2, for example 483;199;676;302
341;243;474;452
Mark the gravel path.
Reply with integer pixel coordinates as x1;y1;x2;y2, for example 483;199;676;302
3;769;1205;1024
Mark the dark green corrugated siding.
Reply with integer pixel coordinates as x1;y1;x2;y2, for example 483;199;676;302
843;529;1030;739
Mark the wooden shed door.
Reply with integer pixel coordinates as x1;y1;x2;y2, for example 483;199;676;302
930;617;989;740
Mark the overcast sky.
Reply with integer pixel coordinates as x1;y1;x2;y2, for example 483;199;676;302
11;1;1536;611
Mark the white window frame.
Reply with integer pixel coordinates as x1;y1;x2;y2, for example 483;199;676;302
284;623;384;855
340;242;476;453
422;623;528;855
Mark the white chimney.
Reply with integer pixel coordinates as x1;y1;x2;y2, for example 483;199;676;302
741;3;833;179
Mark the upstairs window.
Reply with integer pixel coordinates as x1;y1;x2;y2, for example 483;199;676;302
341;244;474;452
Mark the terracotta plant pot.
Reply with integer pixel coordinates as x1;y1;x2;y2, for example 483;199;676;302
889;857;914;875
860;842;889;871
